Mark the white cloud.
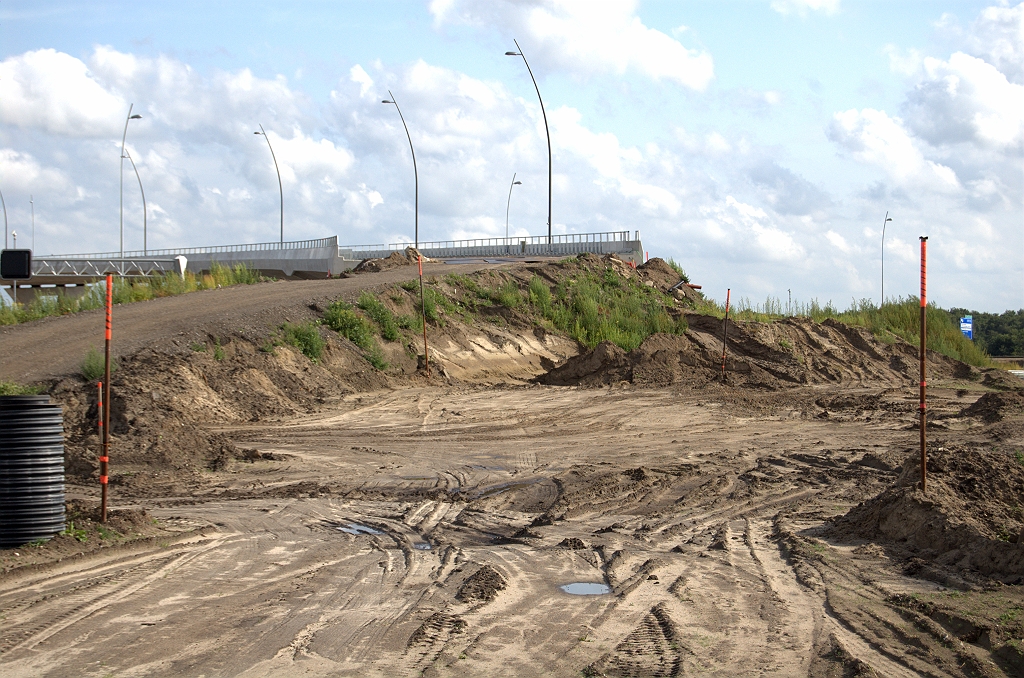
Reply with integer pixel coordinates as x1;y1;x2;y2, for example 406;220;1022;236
431;0;714;90
827;108;960;191
963;2;1024;84
905;51;1024;149
770;0;840;17
825;230;850;253
350;65;374;98
0;49;125;136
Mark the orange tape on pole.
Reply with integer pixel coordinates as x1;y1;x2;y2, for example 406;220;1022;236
920;238;927;306
105;274;112;340
418;255;423;276
100;476;108;484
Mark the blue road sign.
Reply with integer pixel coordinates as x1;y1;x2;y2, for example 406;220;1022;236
960;315;973;340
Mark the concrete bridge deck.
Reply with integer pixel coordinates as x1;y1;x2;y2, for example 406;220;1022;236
2;231;643;299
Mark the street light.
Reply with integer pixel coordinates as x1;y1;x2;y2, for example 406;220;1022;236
506;173;522;241
124;149;148;255
880;211;893;306
0;187;7;249
30;195;34;251
254;124;284;245
381;91;419;249
120;104;142;258
506;39;552;247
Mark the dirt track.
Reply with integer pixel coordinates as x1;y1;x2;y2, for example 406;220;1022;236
0;261;490;385
2;264;1024;677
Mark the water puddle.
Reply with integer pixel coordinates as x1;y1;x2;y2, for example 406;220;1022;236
336;523;383;536
413;542;432;550
560;582;611;595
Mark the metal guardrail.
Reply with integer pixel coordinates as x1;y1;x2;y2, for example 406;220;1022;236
48;236;338;259
29;257;185;278
341;231;634;254
340;231;641;261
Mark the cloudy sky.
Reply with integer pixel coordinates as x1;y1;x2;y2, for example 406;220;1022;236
1;0;1021;312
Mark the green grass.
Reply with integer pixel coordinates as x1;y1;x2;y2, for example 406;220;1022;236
280;321;325;363
528;276;552;316
324;301;374;350
0;380;40;395
81;347;115;381
357;291;400;341
495;280;525;309
61;521;88;542
400;279;420;292
541;267;687;351
0;263;267;327
667;258;690;283
697;294;994;368
322;300;388;369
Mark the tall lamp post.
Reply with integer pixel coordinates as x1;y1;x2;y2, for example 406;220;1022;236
124;149;148;255
0;187;7;249
506;39;552;247
254;124;283;244
506;173;522;241
120;104;142;258
880;211;893;306
30;195;34;251
382;91;419;249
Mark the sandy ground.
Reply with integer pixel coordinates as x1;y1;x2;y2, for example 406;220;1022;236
3;380;1016;677
2;263;1023;677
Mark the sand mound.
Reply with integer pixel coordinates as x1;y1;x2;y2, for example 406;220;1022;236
350;246;425;274
826;445;1024;582
962;391;1024;423
457;564;507;602
538;316;972;389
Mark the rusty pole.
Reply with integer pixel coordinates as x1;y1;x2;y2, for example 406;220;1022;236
721;289;731;384
101;274;112;522
97;380;103;452
418;256;430;378
919;237;928;494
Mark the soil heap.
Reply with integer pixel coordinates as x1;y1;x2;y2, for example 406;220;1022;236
827;445;1024;584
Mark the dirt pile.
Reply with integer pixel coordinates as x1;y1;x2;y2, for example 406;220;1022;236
55;328;396;494
348;246;425;274
826;445;1024;582
961;390;1024;423
539;316;973;389
456;564;507;602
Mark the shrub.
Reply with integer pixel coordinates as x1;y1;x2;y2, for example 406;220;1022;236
1;264;266;327
358;291;400;341
495;280;524;308
81;347;115;381
528;276;552;316
281;321;325;362
324;301;375;350
396;313;422;331
547;271;687;351
0;381;40;395
667;258;690;283
400;279;420;292
421;289;440;323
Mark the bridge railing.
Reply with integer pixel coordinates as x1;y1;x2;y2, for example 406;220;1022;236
341;231;638;260
48;236;339;259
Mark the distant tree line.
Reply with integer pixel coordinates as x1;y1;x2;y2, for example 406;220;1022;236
947;308;1024;357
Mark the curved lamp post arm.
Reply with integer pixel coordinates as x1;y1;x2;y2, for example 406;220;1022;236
506;173;522;240
255;124;284;244
507;39;552;246
383;91;419;249
1;187;7;249
125;149;148;255
880;211;892;306
120;104;142;258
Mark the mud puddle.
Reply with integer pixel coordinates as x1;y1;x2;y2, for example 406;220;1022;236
560;582;611;595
